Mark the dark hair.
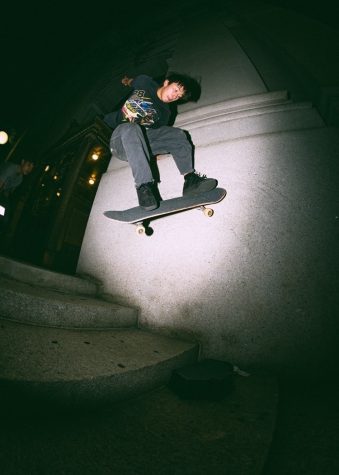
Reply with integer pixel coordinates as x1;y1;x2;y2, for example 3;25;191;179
165;72;201;103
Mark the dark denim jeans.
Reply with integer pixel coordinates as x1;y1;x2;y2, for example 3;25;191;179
110;123;194;187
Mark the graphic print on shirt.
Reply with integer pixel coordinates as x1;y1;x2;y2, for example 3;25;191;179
121;89;158;127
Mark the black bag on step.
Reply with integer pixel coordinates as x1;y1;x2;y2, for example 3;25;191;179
169;359;235;401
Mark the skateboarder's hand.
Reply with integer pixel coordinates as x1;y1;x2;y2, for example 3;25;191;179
122;76;133;87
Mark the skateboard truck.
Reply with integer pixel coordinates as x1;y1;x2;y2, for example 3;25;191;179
134;205;214;235
135;219;153;236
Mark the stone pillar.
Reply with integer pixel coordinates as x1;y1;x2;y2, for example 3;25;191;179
77;13;338;377
44;137;93;267
167;15;267;112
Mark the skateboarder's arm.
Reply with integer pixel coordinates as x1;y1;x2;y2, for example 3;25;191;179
121;76;133;87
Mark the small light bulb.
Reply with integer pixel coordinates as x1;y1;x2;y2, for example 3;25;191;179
0;131;9;145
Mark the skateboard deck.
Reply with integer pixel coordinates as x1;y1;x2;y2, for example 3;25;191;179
104;187;226;235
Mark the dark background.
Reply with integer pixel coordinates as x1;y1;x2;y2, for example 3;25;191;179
1;0;338;134
0;3;130;130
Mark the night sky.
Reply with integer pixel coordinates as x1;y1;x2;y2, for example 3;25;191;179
1;4;130;131
1;0;338;136
1;0;199;141
1;0;193;163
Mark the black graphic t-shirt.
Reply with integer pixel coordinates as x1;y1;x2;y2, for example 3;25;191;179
104;75;171;129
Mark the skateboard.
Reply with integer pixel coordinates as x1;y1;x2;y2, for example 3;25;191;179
104;187;226;235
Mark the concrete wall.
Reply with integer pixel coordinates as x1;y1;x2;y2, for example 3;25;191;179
167;15;267;111
77;17;339;377
222;1;339;125
77;121;339;376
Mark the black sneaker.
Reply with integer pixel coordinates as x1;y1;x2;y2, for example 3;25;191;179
136;183;158;210
183;171;218;196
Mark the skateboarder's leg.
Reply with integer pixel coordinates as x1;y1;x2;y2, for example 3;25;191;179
146;126;218;195
146;126;194;175
110;123;158;210
110;123;154;186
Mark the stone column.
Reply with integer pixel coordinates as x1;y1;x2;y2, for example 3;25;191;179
168;14;267;112
43;136;93;267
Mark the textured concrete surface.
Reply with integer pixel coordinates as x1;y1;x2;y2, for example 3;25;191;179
176;100;324;147
0;255;98;296
78;123;339;378
0;275;137;328
0;318;198;406
0;372;278;475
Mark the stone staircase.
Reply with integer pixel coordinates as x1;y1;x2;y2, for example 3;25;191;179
0;257;279;475
0;255;199;407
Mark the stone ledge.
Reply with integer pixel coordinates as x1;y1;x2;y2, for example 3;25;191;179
0;275;137;329
175;90;290;126
0;319;199;407
0;255;99;296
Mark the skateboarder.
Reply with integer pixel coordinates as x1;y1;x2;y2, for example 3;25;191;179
104;73;218;210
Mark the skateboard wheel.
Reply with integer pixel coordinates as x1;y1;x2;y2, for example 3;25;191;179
204;208;214;217
136;225;145;235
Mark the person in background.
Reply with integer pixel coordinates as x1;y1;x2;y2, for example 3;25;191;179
0;159;34;232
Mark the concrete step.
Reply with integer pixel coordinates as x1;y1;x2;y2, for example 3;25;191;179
180;100;315;129
176;90;291;125
0;275;137;328
0;318;199;408
184;105;324;147
175;91;325;147
0;255;98;296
